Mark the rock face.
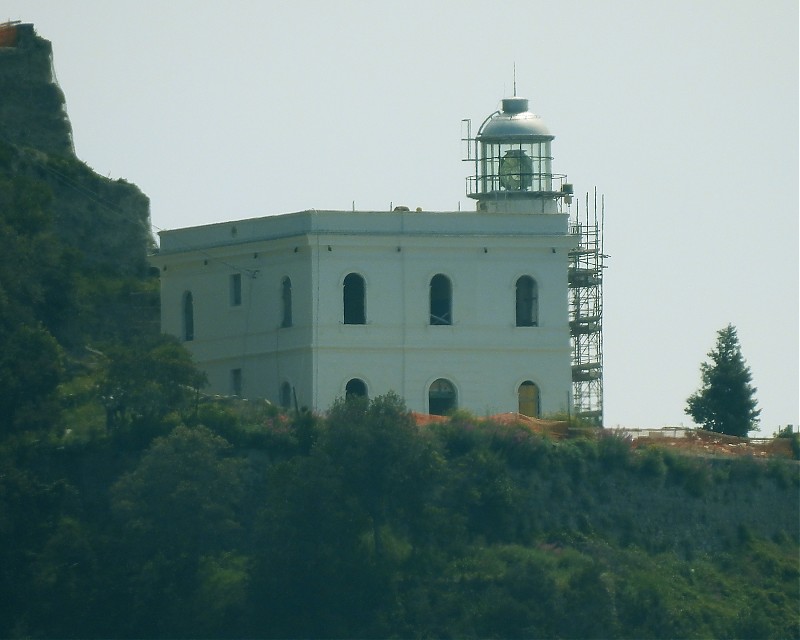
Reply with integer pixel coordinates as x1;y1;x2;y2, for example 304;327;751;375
0;22;74;157
0;22;152;276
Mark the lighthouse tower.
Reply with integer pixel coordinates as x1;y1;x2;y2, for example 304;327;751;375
464;96;572;214
464;95;605;425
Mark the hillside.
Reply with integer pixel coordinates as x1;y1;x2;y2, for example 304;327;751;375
2;396;797;638
0;21;159;431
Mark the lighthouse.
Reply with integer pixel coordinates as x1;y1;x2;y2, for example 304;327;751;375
152;95;589;419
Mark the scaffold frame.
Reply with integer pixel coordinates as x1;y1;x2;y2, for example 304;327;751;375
569;189;605;425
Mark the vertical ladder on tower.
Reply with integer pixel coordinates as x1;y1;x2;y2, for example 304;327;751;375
569;190;605;426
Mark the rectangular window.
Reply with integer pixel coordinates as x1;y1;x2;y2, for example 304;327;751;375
281;277;292;327
231;368;242;397
230;273;242;306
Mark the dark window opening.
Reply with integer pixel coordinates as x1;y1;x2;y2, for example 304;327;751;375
518;381;540;418
230;273;242;306
516;276;538;327
280;381;292;409
345;378;368;400
182;291;194;341
281;276;292;327
231;368;242;397
343;273;366;324
430;274;452;325
429;378;457;415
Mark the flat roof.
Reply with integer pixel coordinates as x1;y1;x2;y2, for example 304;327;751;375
157;209;570;254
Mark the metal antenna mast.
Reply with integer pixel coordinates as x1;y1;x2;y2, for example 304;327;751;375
513;62;517;95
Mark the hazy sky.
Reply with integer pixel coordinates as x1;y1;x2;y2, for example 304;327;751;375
5;0;798;433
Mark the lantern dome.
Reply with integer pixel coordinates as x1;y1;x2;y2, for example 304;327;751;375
478;97;553;140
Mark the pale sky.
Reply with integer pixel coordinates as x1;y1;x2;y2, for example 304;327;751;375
5;0;798;434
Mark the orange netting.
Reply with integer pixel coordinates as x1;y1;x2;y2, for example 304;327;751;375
412;411;571;438
411;412;795;459
631;429;795;459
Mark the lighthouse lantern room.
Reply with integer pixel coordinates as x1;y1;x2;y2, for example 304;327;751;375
464;96;572;214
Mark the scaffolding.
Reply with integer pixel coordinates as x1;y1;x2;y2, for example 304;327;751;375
569;189;605;426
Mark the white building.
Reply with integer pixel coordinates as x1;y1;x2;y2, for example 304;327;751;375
152;96;579;417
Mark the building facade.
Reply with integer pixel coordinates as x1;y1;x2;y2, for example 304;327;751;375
152;96;581;417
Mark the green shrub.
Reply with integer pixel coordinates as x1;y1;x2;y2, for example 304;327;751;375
195;403;238;439
597;429;633;471
665;454;711;497
636;446;668;480
765;458;798;489
727;455;764;485
558;438;595;480
431;413;488;457
775;426;800;460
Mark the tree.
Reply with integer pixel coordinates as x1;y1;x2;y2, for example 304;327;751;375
321;392;442;558
98;334;206;440
685;324;760;437
109;425;246;636
250;394;444;638
251;452;383;638
0;171;79;344
110;425;244;557
0;323;64;432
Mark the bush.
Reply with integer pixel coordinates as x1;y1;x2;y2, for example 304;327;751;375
597;429;633;471
665;454;711;497
432;412;489;457
636;446;668;480
558;438;595;480
775;425;800;460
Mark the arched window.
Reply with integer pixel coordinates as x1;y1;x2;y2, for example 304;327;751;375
345;378;368;400
182;291;194;341
280;381;292;410
343;273;366;324
430;274;452;325
516;276;538;327
518;381;540;418
429;378;457;415
281;276;292;327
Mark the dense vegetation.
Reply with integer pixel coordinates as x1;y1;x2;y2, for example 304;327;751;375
1;390;798;639
0;135;797;638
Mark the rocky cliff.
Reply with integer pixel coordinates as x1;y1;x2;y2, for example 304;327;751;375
0;22;152;276
0;22;73;157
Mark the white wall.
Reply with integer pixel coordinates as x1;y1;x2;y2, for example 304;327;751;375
153;209;574;415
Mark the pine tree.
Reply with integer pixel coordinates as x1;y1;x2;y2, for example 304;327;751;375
685;324;760;437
